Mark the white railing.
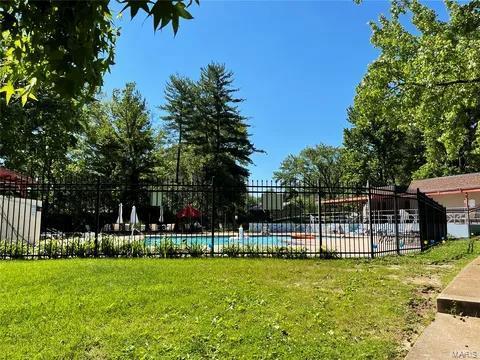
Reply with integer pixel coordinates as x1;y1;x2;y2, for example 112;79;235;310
447;208;480;224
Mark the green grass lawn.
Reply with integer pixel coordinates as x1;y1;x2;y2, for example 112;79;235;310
0;240;478;359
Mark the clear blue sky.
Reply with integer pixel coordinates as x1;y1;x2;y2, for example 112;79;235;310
103;0;447;180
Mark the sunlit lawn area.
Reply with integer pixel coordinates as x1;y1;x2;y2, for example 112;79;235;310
0;240;478;359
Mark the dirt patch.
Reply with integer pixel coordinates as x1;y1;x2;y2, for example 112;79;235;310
400;275;442;355
408;275;442;289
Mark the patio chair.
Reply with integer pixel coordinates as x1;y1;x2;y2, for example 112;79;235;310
162;223;175;232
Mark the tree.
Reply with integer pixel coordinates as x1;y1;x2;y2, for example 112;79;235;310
274;144;346;193
78;83;157;185
346;0;480;182
159;63;259;214
0;0;198;105
153;142;205;182
0;91;82;179
343;106;424;186
187;64;258;190
160;75;198;182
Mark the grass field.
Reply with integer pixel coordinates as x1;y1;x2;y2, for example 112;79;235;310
0;239;478;359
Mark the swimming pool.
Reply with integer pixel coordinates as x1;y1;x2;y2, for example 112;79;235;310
145;235;294;247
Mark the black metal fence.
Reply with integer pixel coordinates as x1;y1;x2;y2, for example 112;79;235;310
0;177;447;259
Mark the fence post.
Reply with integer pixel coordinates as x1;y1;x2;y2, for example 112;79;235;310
367;181;375;258
317;180;323;257
394;187;400;255
210;177;215;257
466;193;472;239
94;178;100;258
444;207;448;240
417;189;425;251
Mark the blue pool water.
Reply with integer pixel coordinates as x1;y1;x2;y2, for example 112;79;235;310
145;235;293;247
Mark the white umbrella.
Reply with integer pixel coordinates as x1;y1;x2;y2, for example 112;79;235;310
116;203;123;224
129;205;139;236
130;205;139;225
159;205;164;223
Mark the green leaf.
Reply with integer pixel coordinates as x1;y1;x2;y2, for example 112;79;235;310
125;0;150;18
172;16;179;35
153;12;162;30
175;3;194;20
160;15;171;30
0;82;15;104
21;93;28;106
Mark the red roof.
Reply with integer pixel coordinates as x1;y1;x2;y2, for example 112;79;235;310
0;167;33;182
408;173;480;195
0;167;33;197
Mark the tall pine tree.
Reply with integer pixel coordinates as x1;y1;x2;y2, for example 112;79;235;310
188;64;257;195
160;75;198;182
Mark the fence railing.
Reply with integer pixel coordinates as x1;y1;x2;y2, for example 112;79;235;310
447;207;480;225
0;177;447;259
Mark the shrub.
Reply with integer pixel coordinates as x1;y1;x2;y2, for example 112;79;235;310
186;243;205;258
319;246;339;259
118;240;147;258
101;236;118;257
286;247;308;259
222;244;242;258
40;239;62;259
243;244;261;258
0;240;28;259
75;240;95;258
268;246;290;258
156;238;183;258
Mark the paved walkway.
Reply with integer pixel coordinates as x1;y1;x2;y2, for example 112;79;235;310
406;257;480;359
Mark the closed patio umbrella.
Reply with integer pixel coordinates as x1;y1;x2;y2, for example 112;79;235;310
159;206;164;223
116;203;123;224
130;205;139;236
130;205;139;225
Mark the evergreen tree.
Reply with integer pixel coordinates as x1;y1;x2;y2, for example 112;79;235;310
160;75;198;182
187;64;257;194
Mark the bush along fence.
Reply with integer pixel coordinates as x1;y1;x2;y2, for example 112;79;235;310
0;176;447;259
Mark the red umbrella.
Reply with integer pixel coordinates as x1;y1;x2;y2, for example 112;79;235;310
176;205;201;219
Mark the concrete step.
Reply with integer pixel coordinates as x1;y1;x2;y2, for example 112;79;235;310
437;257;480;317
405;313;480;360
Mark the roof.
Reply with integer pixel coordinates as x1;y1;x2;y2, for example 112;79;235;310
408;173;480;195
0;167;31;182
0;167;34;197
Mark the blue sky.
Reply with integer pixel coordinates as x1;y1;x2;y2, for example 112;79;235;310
103;0;447;180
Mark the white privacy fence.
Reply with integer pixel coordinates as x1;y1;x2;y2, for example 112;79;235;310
0;196;42;244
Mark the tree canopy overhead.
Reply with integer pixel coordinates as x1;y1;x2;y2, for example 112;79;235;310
345;0;480;183
0;0;198;105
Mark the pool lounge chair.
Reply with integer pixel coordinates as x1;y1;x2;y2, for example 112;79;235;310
162;223;175;232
